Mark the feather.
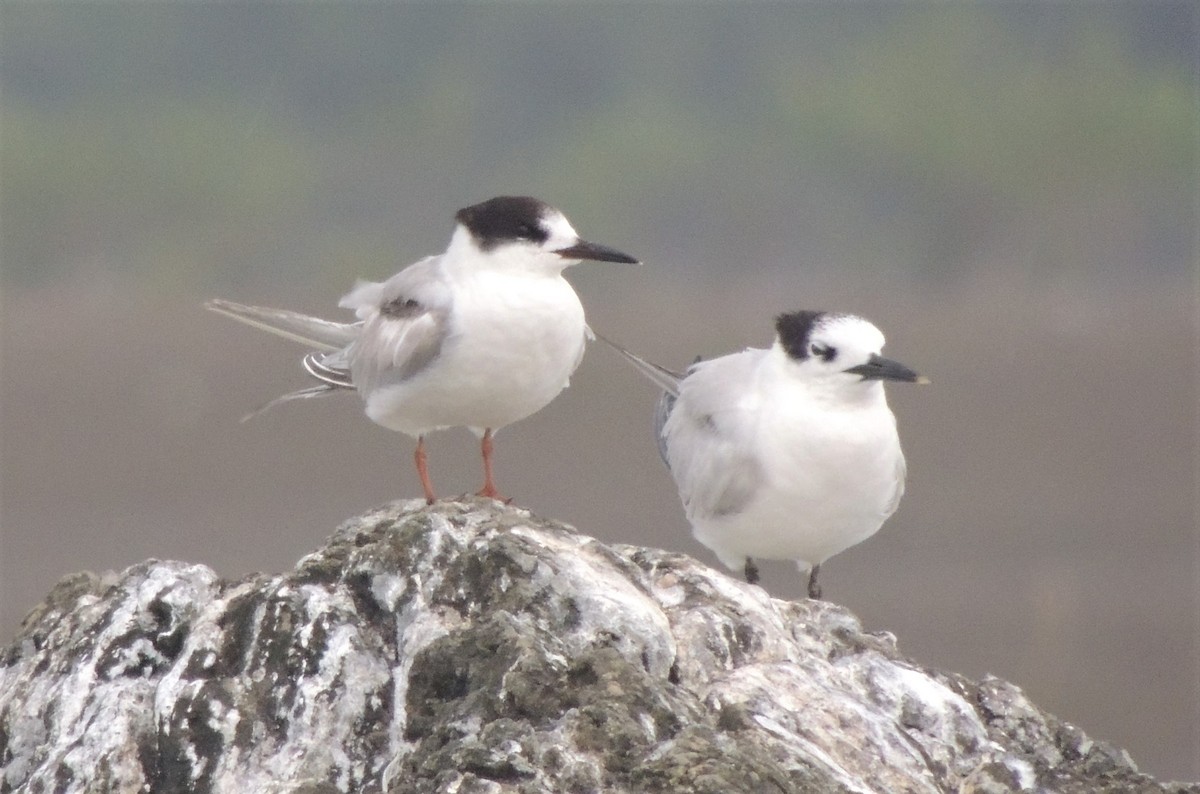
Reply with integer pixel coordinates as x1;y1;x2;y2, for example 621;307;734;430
205;299;358;351
239;384;342;422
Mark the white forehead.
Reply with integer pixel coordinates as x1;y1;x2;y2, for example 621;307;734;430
815;314;886;352
541;210;579;247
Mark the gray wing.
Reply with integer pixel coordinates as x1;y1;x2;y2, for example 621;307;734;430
652;354;705;466
653;390;677;465
660;351;767;521
333;256;453;395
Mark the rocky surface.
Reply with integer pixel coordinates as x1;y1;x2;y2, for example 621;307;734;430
1;498;1195;794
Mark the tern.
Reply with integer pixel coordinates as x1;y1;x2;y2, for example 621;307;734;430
208;195;639;504
599;310;926;598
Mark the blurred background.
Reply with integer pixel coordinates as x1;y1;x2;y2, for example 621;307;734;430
2;2;1196;782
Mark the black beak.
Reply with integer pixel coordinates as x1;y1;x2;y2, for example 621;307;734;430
555;240;640;264
844;354;929;384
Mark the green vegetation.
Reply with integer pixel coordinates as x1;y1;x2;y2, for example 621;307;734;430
1;4;1193;290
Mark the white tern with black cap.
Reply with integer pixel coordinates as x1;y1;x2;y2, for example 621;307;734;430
598;311;927;598
208;196;639;503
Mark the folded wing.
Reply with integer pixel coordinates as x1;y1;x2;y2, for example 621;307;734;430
660;353;766;522
336;255;452;396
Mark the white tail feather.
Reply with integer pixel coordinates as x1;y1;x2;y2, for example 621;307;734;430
205;299;358;352
590;330;683;397
240;384;342;423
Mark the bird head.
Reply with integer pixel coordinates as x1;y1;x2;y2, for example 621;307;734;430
450;196;639;274
774;310;928;396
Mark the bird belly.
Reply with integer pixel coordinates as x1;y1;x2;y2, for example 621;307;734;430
692;415;903;570
364;276;586;436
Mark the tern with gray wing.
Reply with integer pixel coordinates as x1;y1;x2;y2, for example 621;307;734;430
598;311;926;598
208;196;639;504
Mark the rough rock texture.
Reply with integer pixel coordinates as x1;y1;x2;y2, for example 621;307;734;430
1;499;1195;794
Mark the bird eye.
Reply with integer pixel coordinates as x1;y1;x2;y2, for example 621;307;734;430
810;343;837;362
515;223;535;239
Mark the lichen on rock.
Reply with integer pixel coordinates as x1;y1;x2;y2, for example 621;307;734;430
1;499;1195;793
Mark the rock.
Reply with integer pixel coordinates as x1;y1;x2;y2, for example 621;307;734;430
0;498;1195;793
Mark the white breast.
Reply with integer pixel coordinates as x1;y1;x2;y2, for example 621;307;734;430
690;384;905;570
364;271;586;436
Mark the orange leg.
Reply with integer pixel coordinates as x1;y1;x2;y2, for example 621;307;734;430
414;436;436;504
475;428;508;502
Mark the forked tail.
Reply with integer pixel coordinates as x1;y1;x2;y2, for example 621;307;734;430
205;298;358;420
